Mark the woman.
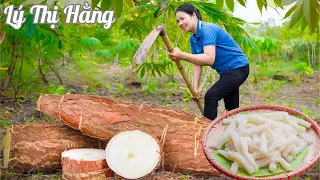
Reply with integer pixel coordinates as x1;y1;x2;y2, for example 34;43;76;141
168;3;249;120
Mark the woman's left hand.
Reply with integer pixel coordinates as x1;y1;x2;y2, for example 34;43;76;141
168;48;184;61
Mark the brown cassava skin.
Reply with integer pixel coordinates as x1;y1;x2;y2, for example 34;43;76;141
62;157;114;180
37;94;220;175
3;124;105;172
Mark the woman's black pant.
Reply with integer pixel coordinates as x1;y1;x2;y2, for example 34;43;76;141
204;64;249;120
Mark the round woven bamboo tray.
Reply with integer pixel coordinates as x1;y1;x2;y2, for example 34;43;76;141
202;105;320;180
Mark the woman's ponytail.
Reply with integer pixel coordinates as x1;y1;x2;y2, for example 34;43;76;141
195;8;202;20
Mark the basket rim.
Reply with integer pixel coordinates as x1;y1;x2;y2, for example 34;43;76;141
201;105;320;180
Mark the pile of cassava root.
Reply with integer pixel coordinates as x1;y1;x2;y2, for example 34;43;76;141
3;94;221;179
4;94;315;179
212;111;313;175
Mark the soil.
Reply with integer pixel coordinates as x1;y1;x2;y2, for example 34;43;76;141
0;65;319;180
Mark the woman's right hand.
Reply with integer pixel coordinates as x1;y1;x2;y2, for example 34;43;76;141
192;88;201;101
168;48;184;61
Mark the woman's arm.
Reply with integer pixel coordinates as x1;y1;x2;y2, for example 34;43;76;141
193;64;202;98
168;46;216;66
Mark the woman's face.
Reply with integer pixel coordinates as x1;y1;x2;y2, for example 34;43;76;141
176;11;197;33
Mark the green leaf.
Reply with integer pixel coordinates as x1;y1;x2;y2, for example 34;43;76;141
92;0;101;9
274;0;282;6
81;37;102;49
25;14;36;38
101;0;111;10
95;49;112;60
153;7;160;18
226;0;234;11
120;19;149;38
135;4;151;9
112;0;123;17
290;0;304;28
249;22;261;25
140;66;145;78
304;0;319;33
281;0;298;6
216;0;224;8
237;0;246;7
284;4;296;18
111;38;139;54
256;0;264;13
151;69;155;77
125;0;134;7
301;17;308;31
154;65;162;77
303;0;311;26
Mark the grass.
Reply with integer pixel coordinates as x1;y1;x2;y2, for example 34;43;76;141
178;173;201;180
0;115;13;129
1;170;62;180
255;58;297;78
300;106;314;119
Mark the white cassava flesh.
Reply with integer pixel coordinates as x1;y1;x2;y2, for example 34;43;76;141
230;162;239;173
106;130;161;179
62;148;106;160
269;162;277;172
214;112;312;175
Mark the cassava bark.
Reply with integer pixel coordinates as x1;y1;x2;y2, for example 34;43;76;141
37;94;220;175
3;124;105;172
62;158;114;180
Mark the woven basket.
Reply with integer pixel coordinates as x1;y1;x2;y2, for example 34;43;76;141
201;105;320;180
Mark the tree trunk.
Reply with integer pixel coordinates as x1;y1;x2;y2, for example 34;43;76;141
310;41;316;68
0;20;5;44
1;41;18;94
38;57;48;84
37;94;220;175
3;124;106;173
43;58;63;85
306;43;311;67
16;45;24;96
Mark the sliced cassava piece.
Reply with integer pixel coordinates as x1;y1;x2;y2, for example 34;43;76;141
37;94;220;175
62;148;114;180
106;130;161;179
3;124;105;172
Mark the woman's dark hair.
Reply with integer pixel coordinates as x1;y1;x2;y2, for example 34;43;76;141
176;4;202;20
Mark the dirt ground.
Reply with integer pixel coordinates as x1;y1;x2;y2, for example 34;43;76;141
0;66;319;180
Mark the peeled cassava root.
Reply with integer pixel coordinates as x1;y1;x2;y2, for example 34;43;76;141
37;94;220;175
106;130;161;179
3;124;105;172
62;148;114;180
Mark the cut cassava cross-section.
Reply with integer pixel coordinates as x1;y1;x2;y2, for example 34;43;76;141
62;148;114;179
106;130;161;179
37;94;220;175
3;124;105;172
